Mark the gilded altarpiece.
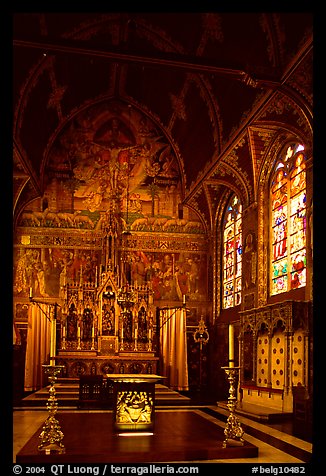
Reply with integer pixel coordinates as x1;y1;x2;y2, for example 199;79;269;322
13;99;208;383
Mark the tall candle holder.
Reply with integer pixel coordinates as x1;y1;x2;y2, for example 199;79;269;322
221;366;244;447
38;364;66;454
193;316;209;390
61;321;66;350
61;334;66;350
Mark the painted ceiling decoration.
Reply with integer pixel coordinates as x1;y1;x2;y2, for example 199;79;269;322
48;100;181;216
13;12;313;235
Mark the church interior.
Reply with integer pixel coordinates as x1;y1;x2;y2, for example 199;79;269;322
11;12;314;465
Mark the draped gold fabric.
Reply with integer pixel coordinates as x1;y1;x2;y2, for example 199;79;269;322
24;304;51;391
160;308;189;391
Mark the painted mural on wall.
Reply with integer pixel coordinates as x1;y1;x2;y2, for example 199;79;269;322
13;246;207;302
127;250;207;301
14;99;207;302
13;247;100;298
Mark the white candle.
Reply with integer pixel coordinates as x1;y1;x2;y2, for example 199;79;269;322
183;294;186;305
77;325;81;339
29;287;33;298
62;325;66;338
229;324;234;367
135;328;138;339
121;327;124;339
92;326;95;338
148;328;152;340
50;318;56;365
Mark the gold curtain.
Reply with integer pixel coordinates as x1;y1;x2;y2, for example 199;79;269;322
160;308;189;391
24;304;51;391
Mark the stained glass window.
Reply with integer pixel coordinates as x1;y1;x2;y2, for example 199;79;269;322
270;143;306;295
223;194;242;308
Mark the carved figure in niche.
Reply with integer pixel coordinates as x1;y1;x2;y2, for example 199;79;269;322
82;309;93;341
137;307;147;341
123;311;133;342
102;303;115;336
130;362;142;374
243;232;257;290
67;304;78;340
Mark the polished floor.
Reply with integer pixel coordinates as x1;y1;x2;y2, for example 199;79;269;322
13;405;313;465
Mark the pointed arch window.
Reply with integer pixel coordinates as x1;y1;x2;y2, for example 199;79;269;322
270;143;307;295
223;194;242;308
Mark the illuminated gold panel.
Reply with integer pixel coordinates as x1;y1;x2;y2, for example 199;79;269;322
116;391;153;425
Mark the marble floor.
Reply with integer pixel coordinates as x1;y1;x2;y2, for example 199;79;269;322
12;405;314;465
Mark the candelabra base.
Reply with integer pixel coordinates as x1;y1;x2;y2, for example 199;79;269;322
38;364;66;454
223;438;245;448
222;411;245;448
221;366;245;448
38;416;66;454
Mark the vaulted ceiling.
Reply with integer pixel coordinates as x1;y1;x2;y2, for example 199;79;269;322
13;12;313;231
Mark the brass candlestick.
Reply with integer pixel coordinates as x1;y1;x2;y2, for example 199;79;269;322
77;331;81;350
147;337;152;352
38;364;66;454
221;366;244;447
61;334;66;350
193;316;209;390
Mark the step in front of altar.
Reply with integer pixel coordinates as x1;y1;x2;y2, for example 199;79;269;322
217;400;292;422
20;378;191;407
